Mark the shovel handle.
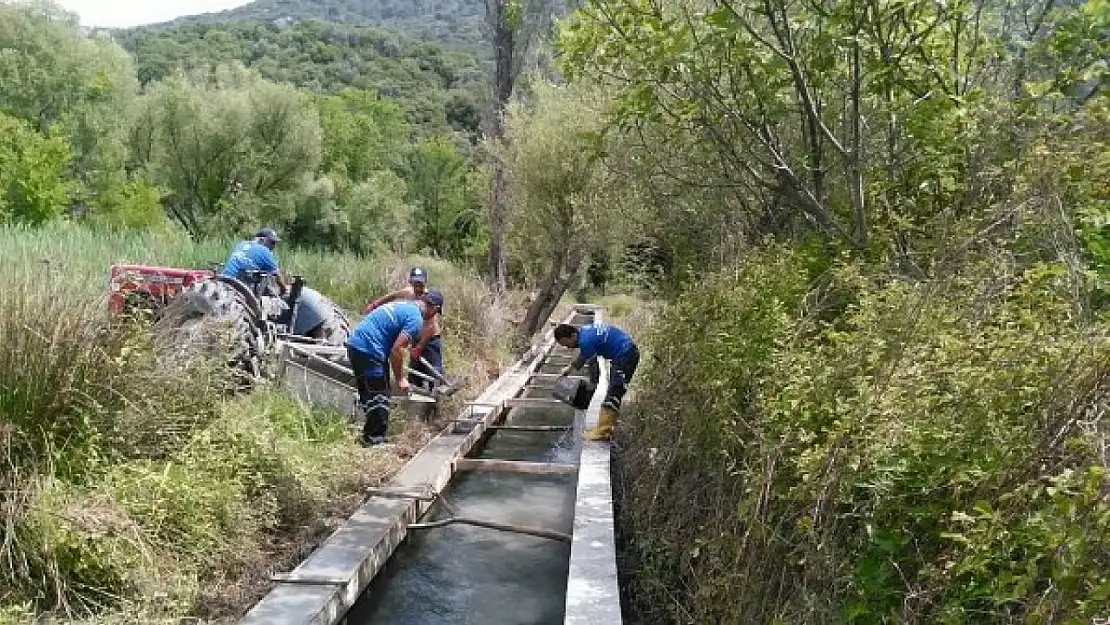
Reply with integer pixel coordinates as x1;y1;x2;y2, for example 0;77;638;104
418;356;453;385
405;367;440;385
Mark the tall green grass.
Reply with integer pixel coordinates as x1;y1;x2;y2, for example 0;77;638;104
0;222;510;364
0;223;514;622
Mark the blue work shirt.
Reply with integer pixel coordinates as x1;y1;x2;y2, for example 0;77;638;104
222;241;280;281
347;301;424;360
578;322;636;363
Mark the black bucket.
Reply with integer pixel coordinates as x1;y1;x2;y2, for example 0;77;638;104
551;376;595;410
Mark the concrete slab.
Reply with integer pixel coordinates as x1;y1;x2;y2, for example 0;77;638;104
236;583;343;625
238;313;568;625
277;498;415;609
565;306;623;625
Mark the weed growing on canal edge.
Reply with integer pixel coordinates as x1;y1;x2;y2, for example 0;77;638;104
0;223;516;622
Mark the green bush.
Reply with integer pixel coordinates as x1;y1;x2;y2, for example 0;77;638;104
0;603;34;625
619;249;1110;624
4;390;382;618
0;113;72;225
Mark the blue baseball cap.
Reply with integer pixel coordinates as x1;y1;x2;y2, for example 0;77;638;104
423;289;444;314
409;267;428;284
255;227;281;243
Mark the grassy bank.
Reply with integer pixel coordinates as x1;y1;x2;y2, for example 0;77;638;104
615;248;1110;624
0;223;515;623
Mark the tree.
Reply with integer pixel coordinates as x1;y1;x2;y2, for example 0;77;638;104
134;65;323;237
557;0;1088;265
500;82;633;337
317;88;410;180
404;137;479;258
0;112;71;225
0;2;139;216
483;0;559;296
341;171;415;254
283;171;414;254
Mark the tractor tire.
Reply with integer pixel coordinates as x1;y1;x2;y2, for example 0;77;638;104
173;279;266;381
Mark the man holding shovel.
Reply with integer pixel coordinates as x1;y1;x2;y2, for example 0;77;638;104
554;321;640;441
346;291;443;447
363;267;448;393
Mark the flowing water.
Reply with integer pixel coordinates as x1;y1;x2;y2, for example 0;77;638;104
344;402;582;625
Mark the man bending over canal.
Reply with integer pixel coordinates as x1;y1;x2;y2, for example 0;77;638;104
554;321;640;441
346;291;443;447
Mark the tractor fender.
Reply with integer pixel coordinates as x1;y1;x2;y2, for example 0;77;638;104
291;286;330;336
214;276;264;321
292;286;350;346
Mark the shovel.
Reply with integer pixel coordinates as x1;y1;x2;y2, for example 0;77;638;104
404;361;461;398
418;356;462;396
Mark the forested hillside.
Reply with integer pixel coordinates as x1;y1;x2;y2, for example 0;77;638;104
160;0;486;56
0;2;484;260
112;19;485;136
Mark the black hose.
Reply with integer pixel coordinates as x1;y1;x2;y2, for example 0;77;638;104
407;517;571;543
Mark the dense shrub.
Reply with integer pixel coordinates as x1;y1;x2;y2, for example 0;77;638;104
618;247;1110;624
0;249;228;612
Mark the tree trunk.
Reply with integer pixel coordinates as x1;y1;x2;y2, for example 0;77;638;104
487;154;509;296
849;22;868;249
520;247;584;339
484;0;516;298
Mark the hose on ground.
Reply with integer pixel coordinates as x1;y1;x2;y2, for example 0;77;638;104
408;516;571;543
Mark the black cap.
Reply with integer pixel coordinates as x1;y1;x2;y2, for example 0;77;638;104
409;267;428;284
423;289;444;314
255;227;281;243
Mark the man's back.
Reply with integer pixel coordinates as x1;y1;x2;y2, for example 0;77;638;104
579;322;636;362
347;301;424;358
222;240;279;281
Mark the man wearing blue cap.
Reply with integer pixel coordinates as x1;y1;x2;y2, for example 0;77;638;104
347;290;444;446
221;227;288;294
555;321;640;441
363;267;447;392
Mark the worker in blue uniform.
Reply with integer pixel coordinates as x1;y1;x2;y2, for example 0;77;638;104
555;321;640;441
363;267;446;392
346;291;443;446
222;227;288;294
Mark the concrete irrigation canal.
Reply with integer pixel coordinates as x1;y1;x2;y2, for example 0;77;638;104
239;305;621;625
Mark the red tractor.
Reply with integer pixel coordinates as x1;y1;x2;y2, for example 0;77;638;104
108;263;350;379
108;265;214;315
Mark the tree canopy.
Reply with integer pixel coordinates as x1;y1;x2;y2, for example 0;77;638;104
0;2;483;258
159;0;489;57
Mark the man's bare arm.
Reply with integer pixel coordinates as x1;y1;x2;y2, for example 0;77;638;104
560;354;587;377
364;288;410;314
414;315;440;352
390;334;412;384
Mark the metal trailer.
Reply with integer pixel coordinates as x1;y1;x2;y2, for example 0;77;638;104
274;338;456;419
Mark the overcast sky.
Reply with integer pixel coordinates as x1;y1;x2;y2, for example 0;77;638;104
57;0;252;28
